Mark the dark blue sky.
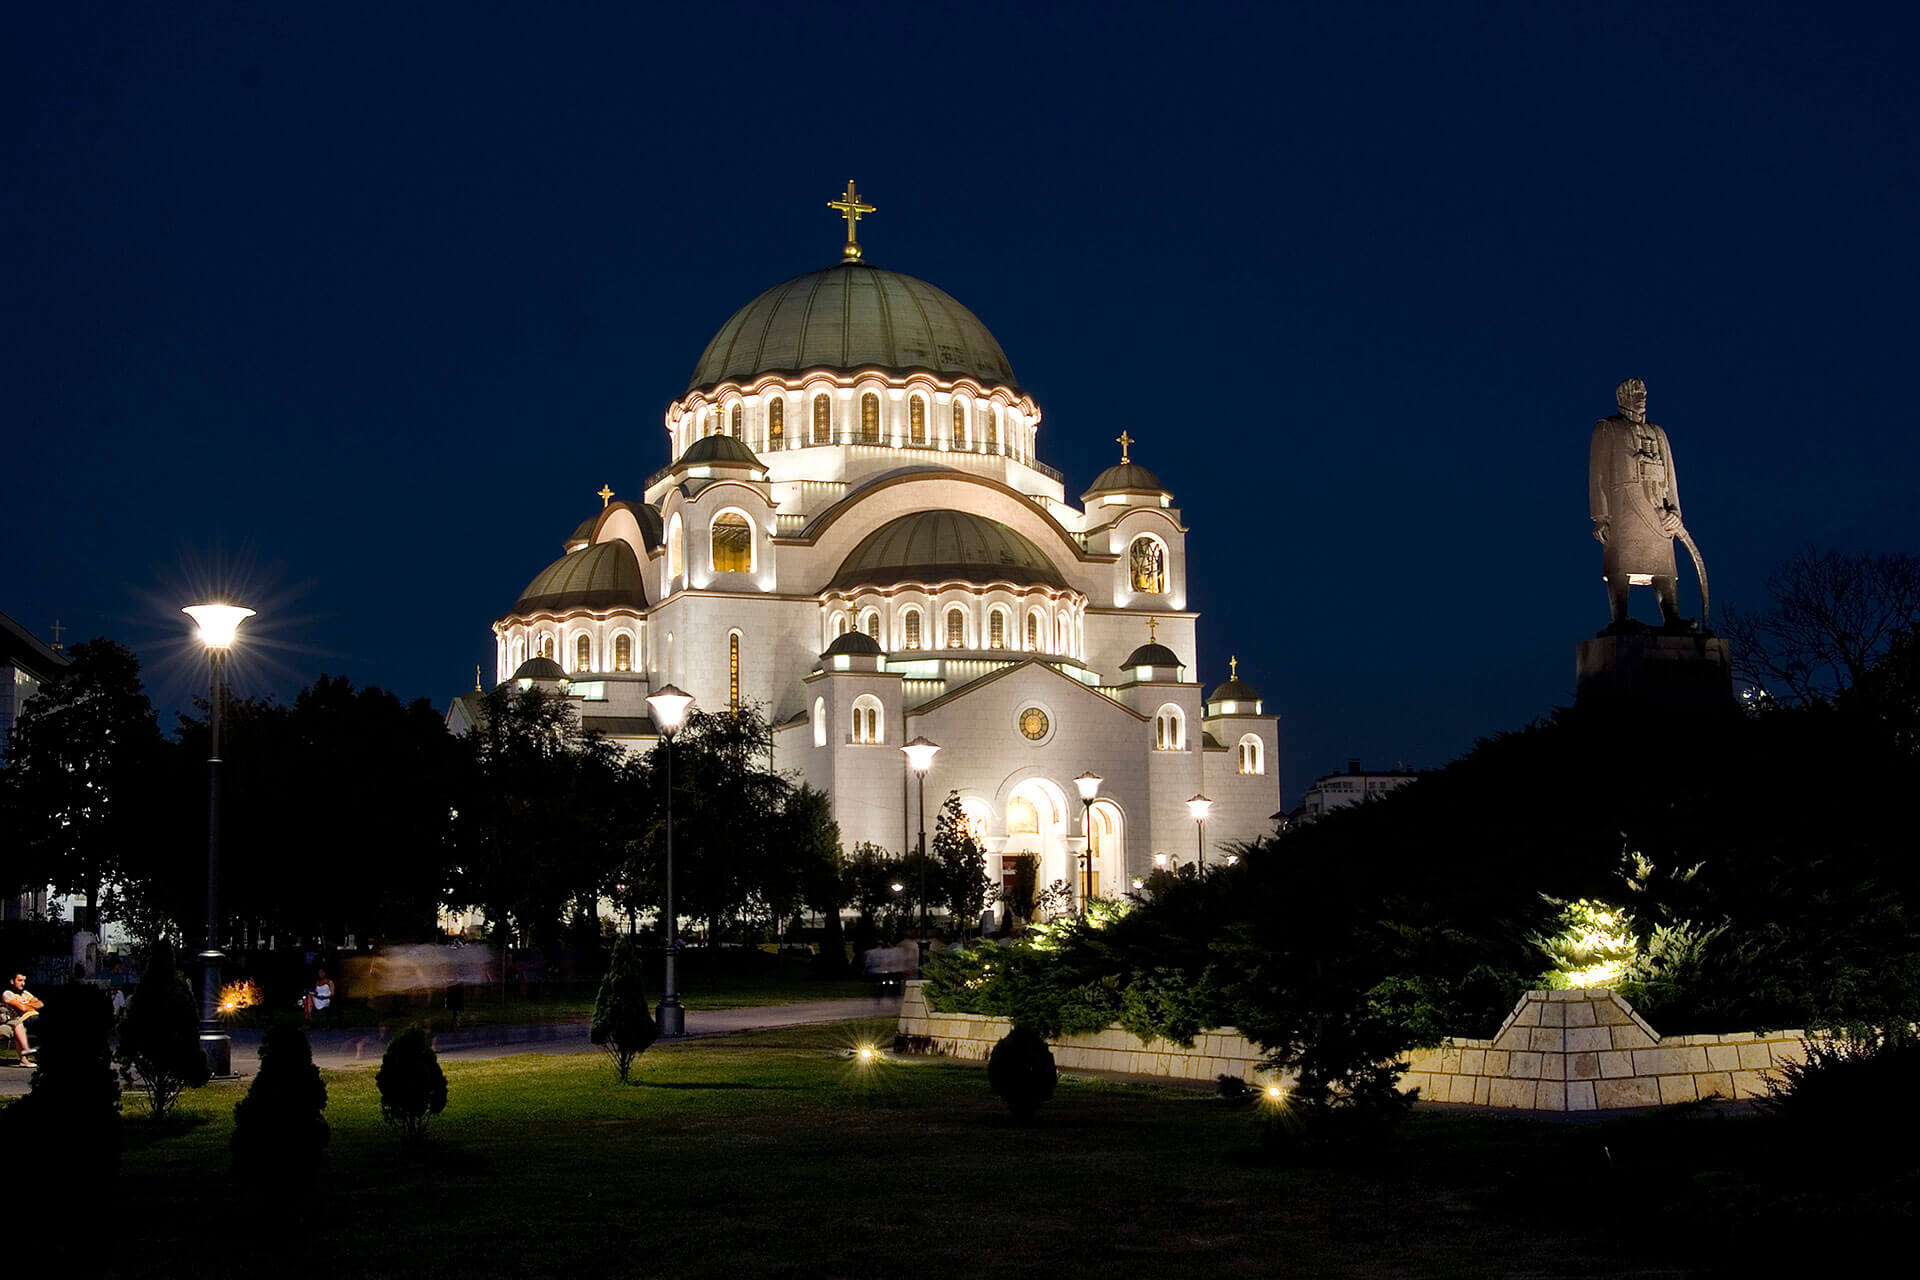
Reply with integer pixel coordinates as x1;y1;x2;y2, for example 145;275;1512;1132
6;2;1916;803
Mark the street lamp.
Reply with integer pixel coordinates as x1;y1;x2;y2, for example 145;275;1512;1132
1073;771;1101;913
1186;794;1214;870
183;602;254;1077
901;737;940;934
646;683;694;1037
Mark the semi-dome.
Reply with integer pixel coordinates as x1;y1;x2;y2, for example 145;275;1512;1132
829;511;1067;591
1121;642;1184;671
1082;461;1168;500
679;434;765;470
509;541;648;616
512;656;567;681
688;263;1018;394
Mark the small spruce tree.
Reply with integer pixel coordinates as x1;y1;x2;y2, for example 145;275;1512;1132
232;1024;329;1188
987;1024;1057;1122
589;935;658;1081
115;938;211;1120
376;1024;447;1146
0;982;121;1183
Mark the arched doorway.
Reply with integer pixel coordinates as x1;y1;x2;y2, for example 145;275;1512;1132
1087;799;1124;900
999;779;1069;922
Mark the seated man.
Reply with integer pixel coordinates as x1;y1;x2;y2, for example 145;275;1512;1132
2;972;41;1064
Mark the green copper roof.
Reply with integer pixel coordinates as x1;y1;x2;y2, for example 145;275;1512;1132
688;263;1018;394
509;541;648;616
829;511;1066;591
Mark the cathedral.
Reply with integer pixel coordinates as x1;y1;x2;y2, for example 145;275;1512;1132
451;185;1280;911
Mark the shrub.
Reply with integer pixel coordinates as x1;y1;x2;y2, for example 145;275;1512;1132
115;938;210;1120
376;1024;447;1145
987;1024;1056;1122
232;1025;329;1188
0;982;121;1183
1758;1025;1920;1181
589;936;658;1081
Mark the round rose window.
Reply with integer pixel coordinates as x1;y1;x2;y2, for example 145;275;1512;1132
1018;707;1049;741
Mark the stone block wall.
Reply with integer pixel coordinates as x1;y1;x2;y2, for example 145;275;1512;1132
1402;989;1810;1111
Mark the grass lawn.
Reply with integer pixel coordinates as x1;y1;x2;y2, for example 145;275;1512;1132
77;1018;1781;1279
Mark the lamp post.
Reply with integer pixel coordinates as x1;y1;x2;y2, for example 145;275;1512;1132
646;683;694;1037
183;602;254;1077
1073;771;1101;914
1186;794;1213;871
901;737;940;934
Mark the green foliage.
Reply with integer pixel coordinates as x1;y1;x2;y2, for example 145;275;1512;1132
986;1024;1056;1122
115;938;210;1120
589;935;657;1080
842;842;907;943
376;1024;448;1145
1758;1025;1920;1182
232;1025;329;1188
0;981;121;1183
931;792;992;933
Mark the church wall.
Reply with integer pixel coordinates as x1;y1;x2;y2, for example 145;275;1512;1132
643;593;818;723
1200;719;1283;853
1146;714;1207;863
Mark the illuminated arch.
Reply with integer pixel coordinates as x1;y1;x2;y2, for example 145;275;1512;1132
711;508;753;574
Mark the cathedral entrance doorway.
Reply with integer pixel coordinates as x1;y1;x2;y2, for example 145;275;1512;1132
1086;799;1124;900
1000;778;1069;920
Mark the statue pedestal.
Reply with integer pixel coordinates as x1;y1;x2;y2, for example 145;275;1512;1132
1576;632;1733;711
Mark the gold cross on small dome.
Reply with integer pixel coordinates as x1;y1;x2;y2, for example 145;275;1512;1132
1146;616;1159;642
1230;655;1238;681
827;179;876;262
597;484;614;508
1115;431;1134;464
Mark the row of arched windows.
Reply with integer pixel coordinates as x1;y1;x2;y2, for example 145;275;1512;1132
685;390;1023;457
829;601;1080;656
508;629;636;675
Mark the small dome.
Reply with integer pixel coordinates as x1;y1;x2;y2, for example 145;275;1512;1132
512;656;567;681
1208;678;1261;703
679;434;765;470
509;541;648;616
822;630;884;658
1121;642;1184;670
688;263;1018;394
565;515;597;550
830;511;1066;591
1081;462;1168;501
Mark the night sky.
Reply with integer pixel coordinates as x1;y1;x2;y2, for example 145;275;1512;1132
6;2;1916;804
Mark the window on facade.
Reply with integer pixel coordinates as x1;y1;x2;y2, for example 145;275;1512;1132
1156;706;1182;751
832;613;850;639
1006;796;1039;835
813;697;826;747
768;397;784;450
712;512;752;573
989;609;1005;649
860;392;880;444
903;608;921;649
1129;536;1167;593
812;393;830;444
1026;611;1039;650
729;632;741;713
986;407;999;453
909;395;926;445
614;633;632;672
1238;733;1264;775
729;403;742;439
575;634;590;673
945;607;965;649
667;514;684;580
852;696;883;745
953;401;968;450
1056;612;1069;654
539;634;554;660
861;609;879;642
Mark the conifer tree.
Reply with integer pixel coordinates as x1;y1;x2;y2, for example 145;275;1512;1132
376;1024;447;1145
115;938;210;1120
590;935;657;1081
232;1024;329;1187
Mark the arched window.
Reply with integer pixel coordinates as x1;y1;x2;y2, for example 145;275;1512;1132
813;697;827;747
510;637;525;669
1129;536;1167;594
1238;733;1264;775
902;607;922;650
575;633;591;673
812;393;831;444
953;400;968;450
860;609;880;642
1155;705;1184;751
851;694;883;745
832;612;850;639
728;631;741;713
945;606;966;649
1056;611;1070;655
909;395;927;445
729;403;742;439
1006;796;1039;835
667;513;684;581
712;511;752;573
539;634;554;660
768;397;784;450
613;633;632;672
1026;610;1040;651
986;407;999;453
860;392;880;444
989;608;1006;649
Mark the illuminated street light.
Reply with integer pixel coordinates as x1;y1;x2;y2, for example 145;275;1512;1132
901;737;940;934
1187;794;1213;870
646;683;695;1037
1073;771;1101;914
183;601;255;1076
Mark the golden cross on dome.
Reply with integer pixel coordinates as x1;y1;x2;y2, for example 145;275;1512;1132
49;619;65;649
597;484;614;508
827;179;875;262
474;665;483;692
1146;616;1159;642
1116;431;1134;464
1230;655;1238;681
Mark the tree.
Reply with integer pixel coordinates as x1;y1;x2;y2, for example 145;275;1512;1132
1723;546;1920;703
842;843;906;949
376;1025;447;1145
232;1025;329;1188
1;639;165;929
932;792;991;935
115;938;211;1120
788;785;848;974
589;935;657;1081
0;981;120;1183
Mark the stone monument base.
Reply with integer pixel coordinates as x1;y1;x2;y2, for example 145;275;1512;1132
1576;631;1733;711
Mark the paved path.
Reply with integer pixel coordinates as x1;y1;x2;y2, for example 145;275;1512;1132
0;994;903;1092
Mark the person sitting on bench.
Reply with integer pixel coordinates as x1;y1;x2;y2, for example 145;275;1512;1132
3;973;41;1064
302;968;334;1027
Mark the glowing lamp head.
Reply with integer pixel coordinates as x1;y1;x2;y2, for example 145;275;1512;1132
646;684;695;736
1153;852;1169;867
1266;1084;1285;1101
1073;771;1102;803
901;736;941;775
1186;794;1214;822
183;603;255;650
857;1046;876;1063
889;882;904;894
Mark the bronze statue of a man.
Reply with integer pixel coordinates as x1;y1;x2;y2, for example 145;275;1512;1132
1590;377;1705;631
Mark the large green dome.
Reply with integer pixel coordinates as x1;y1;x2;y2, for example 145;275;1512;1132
688;262;1018;394
508;541;648;616
829;511;1066;591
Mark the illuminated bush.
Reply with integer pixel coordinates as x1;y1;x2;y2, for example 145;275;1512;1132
1534;898;1639;989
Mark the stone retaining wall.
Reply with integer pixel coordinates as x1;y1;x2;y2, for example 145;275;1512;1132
901;983;1814;1112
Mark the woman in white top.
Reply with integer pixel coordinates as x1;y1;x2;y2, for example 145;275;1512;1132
302;968;334;1026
